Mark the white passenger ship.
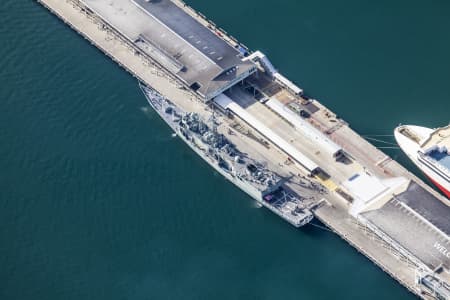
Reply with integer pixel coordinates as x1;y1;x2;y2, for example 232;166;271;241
395;124;450;198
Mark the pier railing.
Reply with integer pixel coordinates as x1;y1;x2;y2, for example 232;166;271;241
418;152;450;181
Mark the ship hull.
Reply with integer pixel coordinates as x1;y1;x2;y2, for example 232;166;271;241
395;125;450;199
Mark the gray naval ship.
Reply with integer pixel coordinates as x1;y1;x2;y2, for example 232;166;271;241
140;83;313;227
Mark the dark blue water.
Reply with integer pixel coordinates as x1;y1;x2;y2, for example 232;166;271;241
1;0;449;299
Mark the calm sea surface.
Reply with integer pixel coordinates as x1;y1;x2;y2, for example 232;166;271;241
1;0;449;299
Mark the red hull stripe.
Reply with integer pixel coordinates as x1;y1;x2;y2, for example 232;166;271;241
426;175;450;199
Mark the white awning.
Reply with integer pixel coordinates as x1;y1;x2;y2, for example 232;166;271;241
214;94;319;173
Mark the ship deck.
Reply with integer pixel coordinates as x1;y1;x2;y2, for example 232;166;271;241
422;126;450;151
427;150;450;171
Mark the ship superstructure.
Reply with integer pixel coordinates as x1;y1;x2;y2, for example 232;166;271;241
141;84;314;227
395;125;450;198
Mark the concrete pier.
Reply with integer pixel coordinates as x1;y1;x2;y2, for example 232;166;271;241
36;0;449;298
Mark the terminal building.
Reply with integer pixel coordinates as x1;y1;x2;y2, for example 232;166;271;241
81;0;256;100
